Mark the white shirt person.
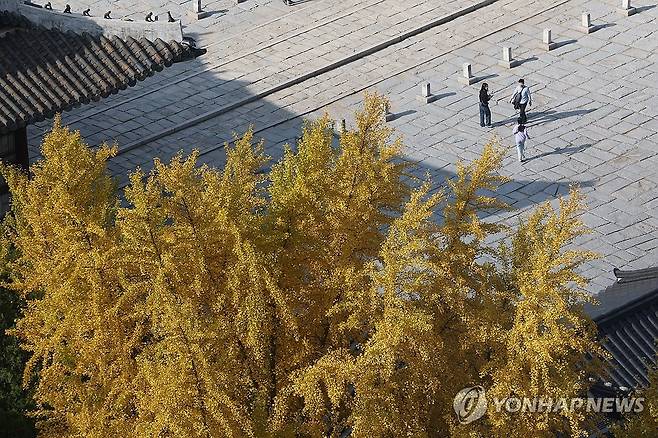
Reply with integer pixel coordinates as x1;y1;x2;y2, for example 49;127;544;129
510;79;532;124
513;123;530;163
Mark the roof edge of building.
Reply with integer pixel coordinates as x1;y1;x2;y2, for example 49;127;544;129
585;266;658;323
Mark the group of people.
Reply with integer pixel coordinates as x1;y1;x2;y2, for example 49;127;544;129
478;78;532;163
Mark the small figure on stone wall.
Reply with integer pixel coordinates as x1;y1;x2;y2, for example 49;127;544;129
44;2;52;10
104;10;112;19
167;11;176;22
63;4;71;13
145;12;154;22
83;8;91;16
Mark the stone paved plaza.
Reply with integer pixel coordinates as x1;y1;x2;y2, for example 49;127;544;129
27;0;658;293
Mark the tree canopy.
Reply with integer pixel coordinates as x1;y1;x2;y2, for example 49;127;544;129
1;94;605;437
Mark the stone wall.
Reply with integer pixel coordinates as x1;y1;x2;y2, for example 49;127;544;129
0;0;183;41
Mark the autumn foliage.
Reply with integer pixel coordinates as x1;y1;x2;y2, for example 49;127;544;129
1;94;604;437
612;365;658;437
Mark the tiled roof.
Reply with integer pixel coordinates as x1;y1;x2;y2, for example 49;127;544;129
586;268;658;389
0;10;197;133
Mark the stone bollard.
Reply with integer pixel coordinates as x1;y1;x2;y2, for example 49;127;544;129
417;82;438;104
189;0;212;19
580;12;597;33
542;28;558;51
618;0;637;15
383;102;395;122
498;47;520;68
457;63;476;85
421;82;431;97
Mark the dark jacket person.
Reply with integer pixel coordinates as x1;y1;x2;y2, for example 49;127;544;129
479;83;492;127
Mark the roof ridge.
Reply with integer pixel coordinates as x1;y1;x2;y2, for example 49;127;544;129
613;267;658;283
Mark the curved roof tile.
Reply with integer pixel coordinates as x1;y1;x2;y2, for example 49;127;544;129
0;10;198;133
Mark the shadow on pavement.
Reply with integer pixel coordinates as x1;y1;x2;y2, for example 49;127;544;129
491;108;597;128
554;39;577;49
526;143;594;161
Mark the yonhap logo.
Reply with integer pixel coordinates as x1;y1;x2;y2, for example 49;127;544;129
452;385;645;426
453;386;487;424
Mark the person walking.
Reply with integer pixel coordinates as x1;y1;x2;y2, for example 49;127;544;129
513;119;530;162
479;83;492;127
510;79;532;124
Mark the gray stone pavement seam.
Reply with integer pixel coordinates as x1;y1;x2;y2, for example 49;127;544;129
113;0;504;155
26;0;387;142
112;0;572;160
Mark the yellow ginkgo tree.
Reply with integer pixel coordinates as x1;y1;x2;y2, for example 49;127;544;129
1;93;605;438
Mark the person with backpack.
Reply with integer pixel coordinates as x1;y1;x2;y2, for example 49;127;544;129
510;79;532;124
513;118;530;162
479;83;493;127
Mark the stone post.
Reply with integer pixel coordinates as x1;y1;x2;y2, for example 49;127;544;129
498;47;519;68
421;82;431;97
417;82;437;103
458;63;476;85
581;12;597;33
383;101;395;122
189;0;212;19
542;28;557;50
618;0;636;15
